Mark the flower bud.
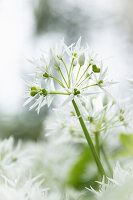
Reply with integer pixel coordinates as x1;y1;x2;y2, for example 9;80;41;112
78;53;85;66
102;95;109;107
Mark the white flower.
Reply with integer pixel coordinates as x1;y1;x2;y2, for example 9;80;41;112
0;175;48;200
29;55;53;82
24;38;115;113
24;79;55;114
64;37;82;59
44;104;86;143
87;163;133;200
0;137;33;180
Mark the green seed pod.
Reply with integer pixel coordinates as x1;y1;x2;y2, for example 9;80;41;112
98;80;103;85
119;115;124;121
74;88;80;95
72;52;77;57
43;72;49;78
30;90;38;97
41;88;47;96
31;86;37;91
88;116;93;123
92;65;100;73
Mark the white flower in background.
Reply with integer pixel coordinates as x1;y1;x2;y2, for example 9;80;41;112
28;141;79;191
0;137;83;200
0;137;33;180
82;94;129;135
128;78;133;85
87;163;133;200
44;93;128;146
0;175;48;200
29;55;53;81
24;38;115;113
44;104;85;143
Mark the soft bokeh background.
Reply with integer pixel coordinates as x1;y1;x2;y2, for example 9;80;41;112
0;0;132;138
0;1;133;198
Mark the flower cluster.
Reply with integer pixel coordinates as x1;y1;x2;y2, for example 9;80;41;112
24;38;115;113
0;175;48;200
0;137;83;200
44;94;128;144
88;163;133;200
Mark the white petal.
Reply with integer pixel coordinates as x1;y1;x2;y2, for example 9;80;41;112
36;96;44;114
29;100;39;110
62;94;74;106
23;97;33;106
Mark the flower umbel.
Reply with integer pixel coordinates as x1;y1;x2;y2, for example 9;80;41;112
24;38;114;113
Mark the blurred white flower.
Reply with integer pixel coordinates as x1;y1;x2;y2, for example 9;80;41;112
0;175;48;200
44;104;85;143
87;163;133;200
0;137;33;180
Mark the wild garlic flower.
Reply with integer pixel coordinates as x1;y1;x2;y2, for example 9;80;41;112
87;163;133;200
80;95;128;137
0;137;33;180
44;104;85;143
29;141;79;191
24;79;55;114
24;38;115;113
0;175;48;200
44;94;127;144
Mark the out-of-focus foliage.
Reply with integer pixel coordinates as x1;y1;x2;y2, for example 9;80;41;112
67;146;98;190
0;110;46;141
120;133;133;155
33;0;91;42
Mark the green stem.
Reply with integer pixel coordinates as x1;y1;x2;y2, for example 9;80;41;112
95;132;101;181
49;91;70;95
95;132;100;158
77;76;89;87
72;99;107;179
76;65;82;81
58;68;69;88
61;58;69;76
81;84;97;90
101;146;113;177
77;64;91;84
68;58;74;88
49;74;65;88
